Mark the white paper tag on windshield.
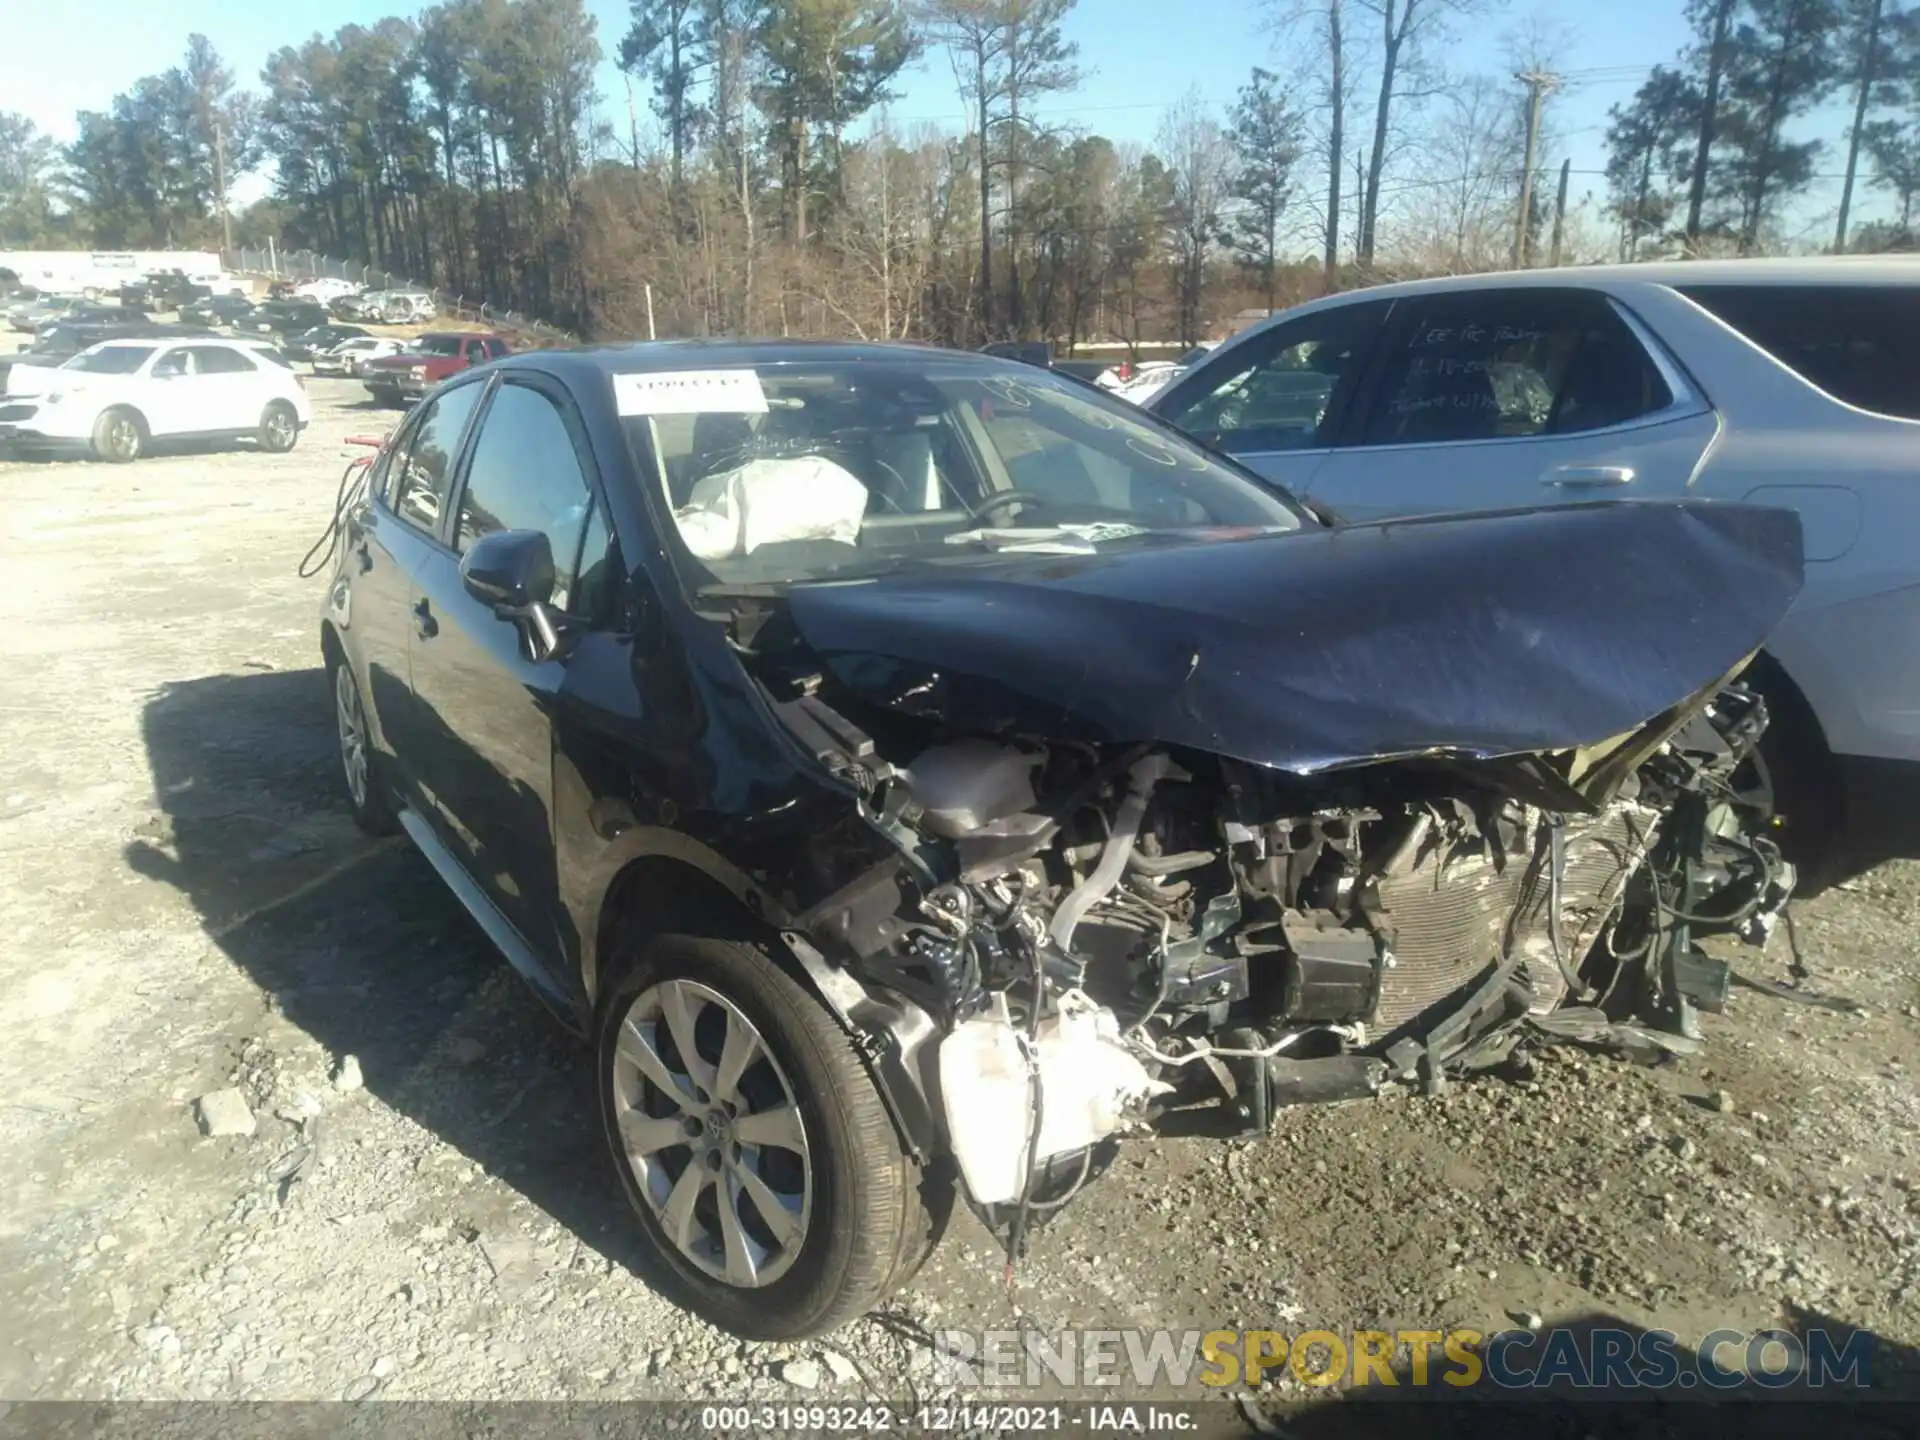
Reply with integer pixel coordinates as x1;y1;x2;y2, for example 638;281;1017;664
613;368;769;416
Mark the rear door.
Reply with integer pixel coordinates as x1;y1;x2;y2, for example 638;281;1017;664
182;344;263;431
1150;299;1392;500
406;374;605;975
341;381;489;791
1302;286;1718;523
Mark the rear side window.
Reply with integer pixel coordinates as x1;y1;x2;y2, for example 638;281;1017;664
188;346;256;374
1362;290;1673;446
1680;284;1920;420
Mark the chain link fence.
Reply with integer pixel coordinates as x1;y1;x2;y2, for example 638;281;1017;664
222;247;576;346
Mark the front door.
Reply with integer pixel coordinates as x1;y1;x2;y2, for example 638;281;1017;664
145;346;206;435
1301;287;1719;523
1150;299;1393;503
407;375;605;977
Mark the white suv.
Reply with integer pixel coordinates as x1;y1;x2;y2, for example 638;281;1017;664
0;337;312;462
1149;258;1920;879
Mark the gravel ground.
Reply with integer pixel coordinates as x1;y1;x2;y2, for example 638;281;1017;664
1;353;1917;1426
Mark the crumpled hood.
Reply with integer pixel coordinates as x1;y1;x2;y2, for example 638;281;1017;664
778;501;1804;774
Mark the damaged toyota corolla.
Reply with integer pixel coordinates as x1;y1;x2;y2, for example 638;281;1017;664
319;342;1803;1339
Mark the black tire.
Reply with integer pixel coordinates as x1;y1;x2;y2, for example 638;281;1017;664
596;933;933;1339
329;654;397;836
90;406;146;463
1747;658;1843;890
258;400;300;453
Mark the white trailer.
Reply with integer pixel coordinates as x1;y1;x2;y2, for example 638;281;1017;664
0;250;244;299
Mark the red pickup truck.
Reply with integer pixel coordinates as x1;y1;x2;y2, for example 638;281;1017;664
363;332;511;407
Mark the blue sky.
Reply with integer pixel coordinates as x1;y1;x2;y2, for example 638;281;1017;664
4;1;1795;234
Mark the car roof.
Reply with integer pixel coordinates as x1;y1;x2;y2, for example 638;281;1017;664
93;336;253;350
1300;254;1920;307
500;338;1016;383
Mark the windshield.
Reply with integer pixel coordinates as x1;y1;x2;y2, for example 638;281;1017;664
619;360;1304;589
63;346;154;374
416;336;463;357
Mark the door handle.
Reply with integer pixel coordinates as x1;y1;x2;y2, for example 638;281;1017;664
1544;465;1636;488
413;597;438;639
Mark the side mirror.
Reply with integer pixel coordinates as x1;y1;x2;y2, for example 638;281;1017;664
460;529;570;660
460;528;555;610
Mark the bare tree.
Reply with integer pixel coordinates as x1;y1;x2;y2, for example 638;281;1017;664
1268;1;1356;285
1352;0;1485;265
1159;90;1233;345
919;0;1078;339
1399;75;1526;269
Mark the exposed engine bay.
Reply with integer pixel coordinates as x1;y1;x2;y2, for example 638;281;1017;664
691;499;1808;1265
767;662;1792;1253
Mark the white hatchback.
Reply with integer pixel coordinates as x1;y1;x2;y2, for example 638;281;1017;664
0;337;312;462
1149;258;1920;879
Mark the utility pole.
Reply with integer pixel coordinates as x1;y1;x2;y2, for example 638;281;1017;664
1512;70;1559;268
1548;158;1572;268
214;123;233;254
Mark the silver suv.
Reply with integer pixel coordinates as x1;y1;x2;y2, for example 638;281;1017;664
1151;258;1920;880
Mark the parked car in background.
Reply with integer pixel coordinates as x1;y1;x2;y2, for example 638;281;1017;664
8;294;84;332
0;337;310;461
361;332;509;405
3;318;216;391
1111;344;1218;405
368;289;436;324
978;340;1106;389
284;323;371;362
241;298;331;338
119;269;212;312
178;293;258;328
1150;258;1920;879
311;336;406;377
318;340;1799;1340
293;277;362;304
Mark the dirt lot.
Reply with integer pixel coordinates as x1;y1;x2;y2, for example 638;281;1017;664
1;352;1918;1425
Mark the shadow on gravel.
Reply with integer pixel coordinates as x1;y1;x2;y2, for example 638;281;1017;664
1241;1307;1919;1440
128;666;651;1277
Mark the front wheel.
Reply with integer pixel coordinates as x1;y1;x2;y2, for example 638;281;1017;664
258;400;300;453
90;407;145;463
596;934;936;1338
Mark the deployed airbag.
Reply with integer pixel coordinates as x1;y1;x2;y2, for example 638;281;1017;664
674;455;869;559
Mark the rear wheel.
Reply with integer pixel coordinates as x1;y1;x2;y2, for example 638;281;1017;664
90;407;145;463
1746;658;1842;889
596;933;934;1339
258;400;300;453
331;656;396;836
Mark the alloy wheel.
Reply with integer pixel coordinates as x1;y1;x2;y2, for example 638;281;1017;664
335;664;369;809
611;979;811;1289
108;415;139;460
264;408;296;450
